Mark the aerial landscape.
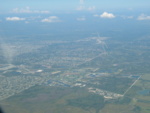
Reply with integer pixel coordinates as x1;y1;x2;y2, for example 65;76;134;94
0;0;150;113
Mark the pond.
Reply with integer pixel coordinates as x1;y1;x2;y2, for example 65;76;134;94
138;89;150;96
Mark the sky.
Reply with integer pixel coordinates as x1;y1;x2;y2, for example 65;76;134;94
0;0;150;58
0;0;150;66
0;0;150;24
1;0;150;13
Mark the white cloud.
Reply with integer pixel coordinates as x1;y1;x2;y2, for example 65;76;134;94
127;16;134;19
87;6;96;11
80;0;84;4
40;11;50;14
6;17;25;21
77;17;86;21
121;15;134;19
128;8;133;11
76;6;96;11
25;21;29;24
76;6;85;11
12;7;50;14
137;14;150;20
93;14;99;17
28;16;42;21
41;16;61;23
100;12;115;18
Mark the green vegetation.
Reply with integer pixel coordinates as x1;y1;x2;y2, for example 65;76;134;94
68;94;104;113
0;86;104;113
0;34;150;113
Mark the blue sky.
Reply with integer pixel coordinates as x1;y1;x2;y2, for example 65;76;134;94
1;0;150;13
0;0;150;23
0;0;150;42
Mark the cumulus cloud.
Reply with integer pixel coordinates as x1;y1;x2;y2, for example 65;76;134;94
76;6;96;11
80;0;84;4
93;14;99;17
41;16;61;23
12;7;50;14
137;14;150;20
100;12;115;18
6;17;25;21
27;16;42;21
121;15;134;19
76;6;85;11
126;16;134;19
88;6;96;11
77;17;86;21
25;21;29;24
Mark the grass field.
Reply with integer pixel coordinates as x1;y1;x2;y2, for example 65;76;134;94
0;74;150;113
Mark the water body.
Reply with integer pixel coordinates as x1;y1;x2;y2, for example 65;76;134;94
131;75;140;79
138;89;150;96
